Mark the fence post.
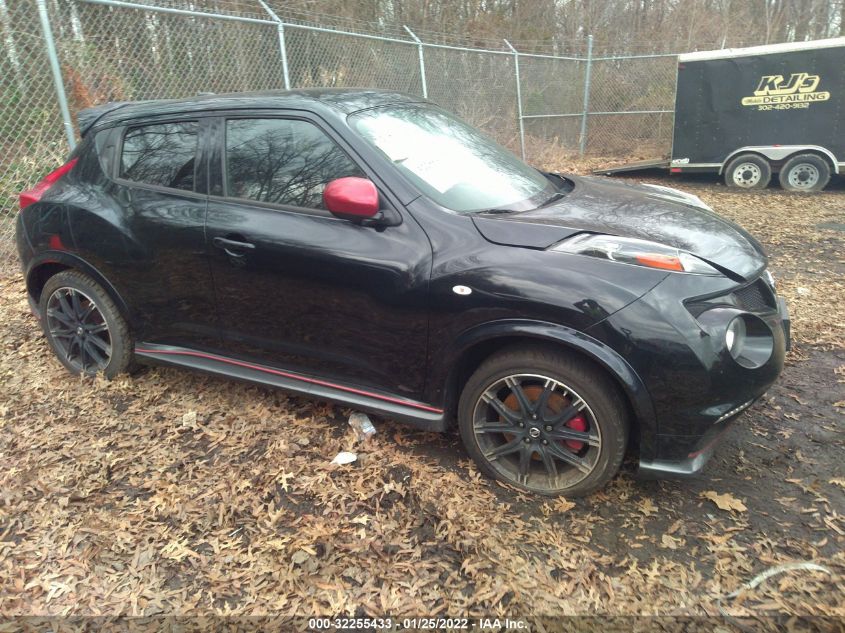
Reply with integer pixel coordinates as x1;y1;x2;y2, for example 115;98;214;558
36;0;75;150
579;34;593;156
277;23;291;89
256;0;290;89
503;39;526;161
402;26;427;99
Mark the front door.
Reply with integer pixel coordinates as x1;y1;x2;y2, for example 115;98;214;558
205;115;431;398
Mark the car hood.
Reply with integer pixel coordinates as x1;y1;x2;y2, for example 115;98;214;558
471;174;767;280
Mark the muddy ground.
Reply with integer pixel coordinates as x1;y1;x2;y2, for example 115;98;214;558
0;166;843;629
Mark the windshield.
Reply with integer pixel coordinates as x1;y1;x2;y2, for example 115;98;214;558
349;105;555;213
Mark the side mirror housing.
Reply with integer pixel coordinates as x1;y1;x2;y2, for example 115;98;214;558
323;177;380;222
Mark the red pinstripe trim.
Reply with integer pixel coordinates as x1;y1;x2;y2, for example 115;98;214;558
135;347;444;414
687;426;731;458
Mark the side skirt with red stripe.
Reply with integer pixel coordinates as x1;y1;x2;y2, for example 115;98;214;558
134;343;447;432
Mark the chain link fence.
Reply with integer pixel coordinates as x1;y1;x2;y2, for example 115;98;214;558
0;0;68;266
0;0;684;263
586;53;678;156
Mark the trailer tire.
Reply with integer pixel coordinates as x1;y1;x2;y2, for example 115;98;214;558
778;154;830;192
724;154;771;189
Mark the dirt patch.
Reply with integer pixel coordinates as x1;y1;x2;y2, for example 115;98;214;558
0;170;843;623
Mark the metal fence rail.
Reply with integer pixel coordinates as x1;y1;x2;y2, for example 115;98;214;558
0;0;684;263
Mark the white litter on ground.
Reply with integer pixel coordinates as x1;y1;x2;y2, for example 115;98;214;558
348;412;377;440
330;451;358;465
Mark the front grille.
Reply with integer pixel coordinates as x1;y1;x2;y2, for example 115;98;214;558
685;274;778;318
733;278;777;312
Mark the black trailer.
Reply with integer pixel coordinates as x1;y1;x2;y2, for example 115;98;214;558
598;37;845;191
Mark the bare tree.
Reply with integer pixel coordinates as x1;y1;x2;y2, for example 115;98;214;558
265;0;845;54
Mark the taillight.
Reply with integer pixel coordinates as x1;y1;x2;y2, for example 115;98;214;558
19;157;78;211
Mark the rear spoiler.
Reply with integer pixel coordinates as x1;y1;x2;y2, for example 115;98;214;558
76;101;143;136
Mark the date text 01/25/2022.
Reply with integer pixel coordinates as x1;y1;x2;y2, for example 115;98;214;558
307;617;528;630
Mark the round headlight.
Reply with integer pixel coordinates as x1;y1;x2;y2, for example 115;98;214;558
725;317;746;355
726;314;774;369
698;308;776;369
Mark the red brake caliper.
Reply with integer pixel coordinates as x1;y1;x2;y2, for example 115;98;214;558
565;414;587;451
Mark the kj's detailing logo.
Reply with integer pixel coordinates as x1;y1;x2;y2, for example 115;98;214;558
741;72;830;106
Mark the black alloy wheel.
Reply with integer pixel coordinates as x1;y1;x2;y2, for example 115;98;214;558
39;270;133;378
45;286;112;373
473;373;601;486
459;348;628;497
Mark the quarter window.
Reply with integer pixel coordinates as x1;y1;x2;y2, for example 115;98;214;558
120;121;198;191
225;118;364;209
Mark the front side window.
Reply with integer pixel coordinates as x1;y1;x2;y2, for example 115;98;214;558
349;105;555;213
120;121;197;191
225;118;364;209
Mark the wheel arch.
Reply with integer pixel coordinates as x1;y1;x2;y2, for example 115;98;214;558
720;145;839;174
26;252;132;323
443;319;657;457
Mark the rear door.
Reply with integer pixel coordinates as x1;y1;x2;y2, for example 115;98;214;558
110;118;217;347
204;113;432;398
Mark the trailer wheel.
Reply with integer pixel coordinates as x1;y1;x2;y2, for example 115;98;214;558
725;154;771;189
778;154;830;192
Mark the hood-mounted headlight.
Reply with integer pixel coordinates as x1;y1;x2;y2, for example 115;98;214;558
549;233;721;275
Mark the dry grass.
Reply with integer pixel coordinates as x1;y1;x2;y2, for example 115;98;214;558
0;166;843;626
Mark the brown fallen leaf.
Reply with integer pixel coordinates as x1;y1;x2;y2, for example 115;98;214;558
824;516;845;536
553;497;576;514
637;498;658;517
291;549;310;565
787;393;809;405
701;490;747;513
661;534;681;550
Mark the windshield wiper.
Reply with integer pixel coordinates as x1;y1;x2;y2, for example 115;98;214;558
537;192;566;208
477;208;519;215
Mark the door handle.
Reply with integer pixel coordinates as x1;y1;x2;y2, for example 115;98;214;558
213;236;255;256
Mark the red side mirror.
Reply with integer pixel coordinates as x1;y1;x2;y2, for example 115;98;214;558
323;177;379;221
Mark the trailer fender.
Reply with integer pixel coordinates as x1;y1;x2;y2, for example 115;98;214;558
719;146;839;174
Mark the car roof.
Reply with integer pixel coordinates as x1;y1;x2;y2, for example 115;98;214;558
78;88;427;135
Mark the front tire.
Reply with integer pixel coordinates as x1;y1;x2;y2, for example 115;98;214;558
39;270;133;378
778;153;830;192
724;153;771;189
458;347;628;497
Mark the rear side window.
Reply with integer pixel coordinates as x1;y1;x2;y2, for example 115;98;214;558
120;121;198;191
225;118;364;209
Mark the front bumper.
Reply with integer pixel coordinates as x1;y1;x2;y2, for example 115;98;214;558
589;271;790;477
779;296;791;351
638;397;757;477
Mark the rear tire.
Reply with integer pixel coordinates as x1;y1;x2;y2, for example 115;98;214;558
458;346;628;497
778;153;830;192
724;154;771;189
39;270;133;379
